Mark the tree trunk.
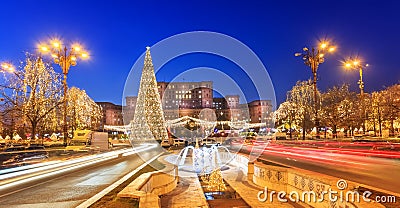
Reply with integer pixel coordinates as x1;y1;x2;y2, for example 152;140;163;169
302;113;306;140
31;121;37;144
333;125;337;138
390;118;395;137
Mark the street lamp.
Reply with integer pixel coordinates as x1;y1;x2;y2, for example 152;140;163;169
38;39;89;146
344;57;368;134
295;40;336;139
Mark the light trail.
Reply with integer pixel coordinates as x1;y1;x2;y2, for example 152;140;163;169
0;144;157;191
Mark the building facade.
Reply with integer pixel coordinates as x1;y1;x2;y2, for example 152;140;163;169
103;81;273;126
96;102;124;126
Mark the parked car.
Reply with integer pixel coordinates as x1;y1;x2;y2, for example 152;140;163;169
202;138;218;146
161;140;171;148
173;139;185;147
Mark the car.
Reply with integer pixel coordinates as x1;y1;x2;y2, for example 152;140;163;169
161;140;171;148
202;138;218;146
173;139;185;147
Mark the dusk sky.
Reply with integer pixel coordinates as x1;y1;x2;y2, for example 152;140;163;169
1;0;399;107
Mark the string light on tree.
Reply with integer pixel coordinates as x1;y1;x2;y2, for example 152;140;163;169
38;38;89;146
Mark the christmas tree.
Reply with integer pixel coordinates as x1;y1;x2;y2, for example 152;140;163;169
204;168;227;192
130;47;168;142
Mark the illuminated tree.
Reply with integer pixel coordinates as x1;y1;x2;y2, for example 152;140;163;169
0;54;63;139
379;85;400;136
66;87;102;133
320;84;357;137
130;47;168;142
286;80;315;139
207;169;226;192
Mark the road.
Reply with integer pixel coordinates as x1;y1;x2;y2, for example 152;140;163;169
240;142;400;194
0;147;161;208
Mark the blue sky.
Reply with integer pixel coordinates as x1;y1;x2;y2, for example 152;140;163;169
1;0;399;107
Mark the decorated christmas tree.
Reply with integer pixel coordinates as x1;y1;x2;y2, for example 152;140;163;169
204;168;227;192
130;47;168;142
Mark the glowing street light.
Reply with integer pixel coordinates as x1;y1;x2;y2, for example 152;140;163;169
343;57;368;134
295;39;336;139
343;57;368;96
0;62;15;72
38;38;89;146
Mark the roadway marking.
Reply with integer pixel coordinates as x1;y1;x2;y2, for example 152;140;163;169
76;151;164;208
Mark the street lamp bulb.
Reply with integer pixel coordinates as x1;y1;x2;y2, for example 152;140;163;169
294;52;302;57
71;56;77;61
40;46;49;52
320;42;327;49
345;63;352;68
1;63;14;72
81;53;89;59
72;44;81;52
328;47;335;52
1;63;9;69
319;53;324;58
353;61;359;66
365;64;369;67
52;42;60;48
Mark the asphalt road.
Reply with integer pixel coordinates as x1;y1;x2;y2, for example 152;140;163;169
240;145;400;194
0;148;160;208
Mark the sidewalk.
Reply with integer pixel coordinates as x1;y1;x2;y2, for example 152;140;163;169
160;171;208;208
222;165;310;208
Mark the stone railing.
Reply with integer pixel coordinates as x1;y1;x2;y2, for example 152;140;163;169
117;155;178;208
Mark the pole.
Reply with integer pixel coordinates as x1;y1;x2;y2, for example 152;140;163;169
63;73;67;146
311;50;320;139
63;47;69;146
359;66;365;135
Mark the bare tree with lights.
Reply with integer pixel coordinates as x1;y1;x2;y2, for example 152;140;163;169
0;54;63;140
320;84;355;138
130;47;168;142
286;80;315;139
66;87;102;133
376;85;400;136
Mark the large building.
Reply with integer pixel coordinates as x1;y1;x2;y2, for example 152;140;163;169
158;81;213;109
114;81;273;125
247;100;273;123
96;102;124;126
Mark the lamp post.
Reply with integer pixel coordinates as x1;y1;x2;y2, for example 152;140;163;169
39;39;89;146
344;58;368;134
295;41;336;139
